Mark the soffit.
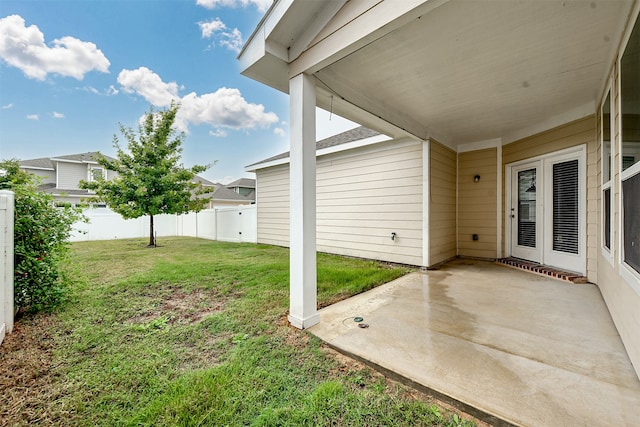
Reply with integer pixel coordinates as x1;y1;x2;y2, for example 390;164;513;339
311;0;633;146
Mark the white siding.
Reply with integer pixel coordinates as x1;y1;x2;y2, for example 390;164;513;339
256;165;290;247
57;162;86;190
26;169;55;184
255;140;424;265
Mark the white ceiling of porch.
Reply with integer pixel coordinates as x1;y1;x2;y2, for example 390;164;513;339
311;0;632;146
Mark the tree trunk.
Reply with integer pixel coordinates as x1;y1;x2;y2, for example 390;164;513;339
148;214;155;246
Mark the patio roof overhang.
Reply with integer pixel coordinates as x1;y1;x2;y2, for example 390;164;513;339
239;0;635;148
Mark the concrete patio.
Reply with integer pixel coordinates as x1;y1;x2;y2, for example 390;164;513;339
309;259;640;426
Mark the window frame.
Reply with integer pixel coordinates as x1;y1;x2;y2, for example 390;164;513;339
618;8;640;292
601;89;613;260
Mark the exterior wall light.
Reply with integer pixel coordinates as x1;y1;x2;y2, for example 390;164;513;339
474;175;481;182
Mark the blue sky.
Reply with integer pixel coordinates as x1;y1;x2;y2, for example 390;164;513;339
0;0;357;184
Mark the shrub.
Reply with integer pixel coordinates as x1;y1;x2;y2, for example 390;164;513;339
0;160;85;312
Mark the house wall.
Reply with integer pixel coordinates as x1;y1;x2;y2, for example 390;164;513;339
429;140;457;265
501;116;597;279
255;139;424;265
316;140;423;265
25;169;55;184
256;164;290;247
458;148;498;259
596;3;640;380
57;162;87;190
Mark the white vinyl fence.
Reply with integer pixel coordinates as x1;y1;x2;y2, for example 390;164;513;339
69;205;257;243
0;190;14;346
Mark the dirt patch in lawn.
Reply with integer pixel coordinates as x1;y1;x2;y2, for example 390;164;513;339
127;288;226;326
0;313;70;426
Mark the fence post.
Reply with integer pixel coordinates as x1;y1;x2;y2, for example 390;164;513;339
0;190;15;345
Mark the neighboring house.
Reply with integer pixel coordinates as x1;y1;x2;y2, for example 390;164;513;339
202;178;256;208
19;152;117;206
238;0;640;379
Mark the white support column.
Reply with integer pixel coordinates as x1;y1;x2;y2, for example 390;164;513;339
0;190;15;345
288;73;319;329
422;140;430;267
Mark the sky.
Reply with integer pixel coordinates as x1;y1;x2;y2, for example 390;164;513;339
0;0;358;184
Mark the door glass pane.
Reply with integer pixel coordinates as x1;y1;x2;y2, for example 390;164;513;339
553;160;579;254
518;169;536;248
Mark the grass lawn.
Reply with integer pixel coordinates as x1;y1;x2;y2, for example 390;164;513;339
1;237;477;426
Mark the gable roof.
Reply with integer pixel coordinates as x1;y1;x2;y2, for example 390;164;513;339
227;178;256;188
19;157;55;170
211;185;254;201
192;175;216;186
20;152;117;169
247;126;381;169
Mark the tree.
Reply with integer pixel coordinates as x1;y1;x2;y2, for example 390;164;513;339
0;160;84;312
81;104;212;246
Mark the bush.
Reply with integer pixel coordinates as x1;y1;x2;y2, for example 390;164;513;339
0;160;85;312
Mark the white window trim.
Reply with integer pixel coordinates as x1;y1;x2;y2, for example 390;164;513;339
616;5;640;295
600;87;614;264
90;166;104;182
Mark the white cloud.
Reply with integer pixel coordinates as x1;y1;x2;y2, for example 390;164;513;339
2;103;13;109
198;18;243;53
52;111;64;118
118;67;278;133
209;129;227;137
198;18;226;38
177;87;278;132
26;114;39;120
82;85;119;96
274;127;285;137
0;15;110;80
196;0;272;13
117;67;180;106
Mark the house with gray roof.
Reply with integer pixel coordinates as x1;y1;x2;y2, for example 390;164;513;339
19;152;118;206
207;178;255;208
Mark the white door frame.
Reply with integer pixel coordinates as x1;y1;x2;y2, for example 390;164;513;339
505;145;587;274
510;160;543;262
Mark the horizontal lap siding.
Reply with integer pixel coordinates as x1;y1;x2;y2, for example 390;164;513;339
256;165;290;247
458;148;498;259
57;162;86;190
255;141;424;265
429;141;457;265
316;142;423;265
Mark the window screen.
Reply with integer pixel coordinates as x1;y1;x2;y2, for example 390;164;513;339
623;173;640;273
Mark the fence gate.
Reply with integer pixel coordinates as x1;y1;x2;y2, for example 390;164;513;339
0;190;15;346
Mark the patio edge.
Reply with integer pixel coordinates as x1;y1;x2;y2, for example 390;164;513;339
319;339;519;427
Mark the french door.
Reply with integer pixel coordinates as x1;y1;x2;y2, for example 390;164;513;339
508;149;585;274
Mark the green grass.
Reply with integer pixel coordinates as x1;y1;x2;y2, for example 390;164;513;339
22;237;476;426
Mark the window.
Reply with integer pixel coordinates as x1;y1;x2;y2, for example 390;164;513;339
91;167;104;181
621;12;640;273
602;91;612;252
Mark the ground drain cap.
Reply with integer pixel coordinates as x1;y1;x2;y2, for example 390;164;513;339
358;323;369;329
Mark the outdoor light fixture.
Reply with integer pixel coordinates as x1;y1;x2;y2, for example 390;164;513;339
474;175;481;182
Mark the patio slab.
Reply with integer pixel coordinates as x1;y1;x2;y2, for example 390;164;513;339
308;259;640;426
